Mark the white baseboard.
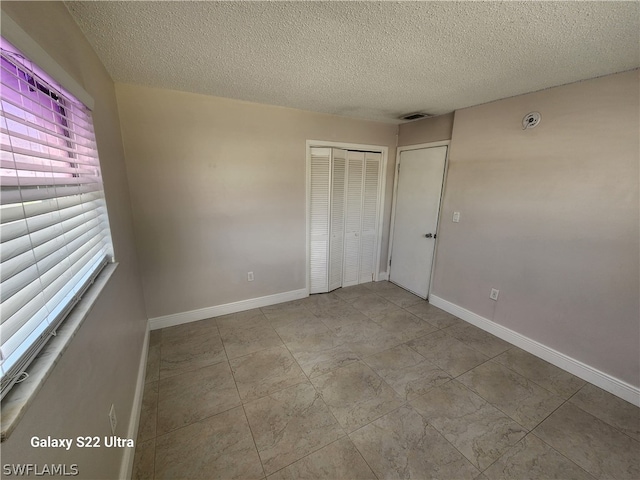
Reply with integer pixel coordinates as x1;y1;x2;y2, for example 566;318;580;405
378;271;389;281
120;324;150;480
149;288;309;330
429;295;640;407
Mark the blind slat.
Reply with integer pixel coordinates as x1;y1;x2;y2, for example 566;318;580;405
1;182;102;205
1;101;97;147
2;158;98;176
1;142;99;168
1;128;100;164
0;191;104;224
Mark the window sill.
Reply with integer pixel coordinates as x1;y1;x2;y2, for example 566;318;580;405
0;262;119;442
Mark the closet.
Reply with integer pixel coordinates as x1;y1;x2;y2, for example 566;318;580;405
309;147;382;294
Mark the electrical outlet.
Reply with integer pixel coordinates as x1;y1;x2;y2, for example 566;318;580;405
453;211;460;223
108;404;117;434
247;271;254;282
490;288;499;301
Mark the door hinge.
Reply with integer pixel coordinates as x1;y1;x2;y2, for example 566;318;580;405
389;256;392;266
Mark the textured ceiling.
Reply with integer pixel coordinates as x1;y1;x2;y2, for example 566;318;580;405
65;1;639;124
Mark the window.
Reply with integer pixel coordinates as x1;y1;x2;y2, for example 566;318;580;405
0;37;114;399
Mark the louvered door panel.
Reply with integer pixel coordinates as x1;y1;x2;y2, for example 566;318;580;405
359;153;381;282
342;151;364;286
309;148;331;293
328;149;346;291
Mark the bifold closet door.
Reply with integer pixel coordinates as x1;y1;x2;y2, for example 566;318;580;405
328;150;346;291
309;147;347;294
343;151;364;287
309;147;331;294
309;147;381;293
359;152;381;283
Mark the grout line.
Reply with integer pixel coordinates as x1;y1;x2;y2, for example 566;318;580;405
565;385;640;443
530;430;600;480
478;431;529;474
247;308;350;477
240;402;267;477
218;319;267;478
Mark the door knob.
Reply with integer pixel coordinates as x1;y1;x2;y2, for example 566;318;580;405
425;233;433;238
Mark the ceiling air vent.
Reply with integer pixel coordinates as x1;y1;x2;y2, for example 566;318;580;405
400;112;432;121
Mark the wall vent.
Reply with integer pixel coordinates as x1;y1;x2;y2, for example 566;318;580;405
400;112;432;121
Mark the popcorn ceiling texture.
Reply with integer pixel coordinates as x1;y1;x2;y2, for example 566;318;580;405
65;1;639;124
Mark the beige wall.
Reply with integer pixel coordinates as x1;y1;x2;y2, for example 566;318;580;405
1;2;148;478
398;112;455;146
115;84;398;319
432;70;640;387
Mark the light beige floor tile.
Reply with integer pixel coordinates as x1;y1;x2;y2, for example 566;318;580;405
371;309;437;341
333;284;372;302
316;305;372;331
137;381;158;443
244;382;344;475
154;406;264;480
493;347;586;399
274;316;330;344
349;293;401;318
310;361;404;432
267;437;376;480
264;308;318;330
160;318;219;347
159;329;226;379
261;299;308;315
569;383;640;441
363;344;451;399
350;405;479;479
145;344;160;383
149;329;161;347
301;292;345;315
362;280;402;293
408;330;488;377
131;437;155;480
534;403;640;479
216;308;266;330
230;346;309;402
443;323;511;357
484;434;596;480
410;380;527;470
376;288;424;308
286;331;359;378
404;302;464;329
458;361;564;430
157;362;240;435
221;323;284;359
332;318;404;356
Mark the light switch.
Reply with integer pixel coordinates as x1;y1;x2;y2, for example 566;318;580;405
453;211;460;223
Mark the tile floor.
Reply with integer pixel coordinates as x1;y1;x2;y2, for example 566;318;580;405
132;282;640;479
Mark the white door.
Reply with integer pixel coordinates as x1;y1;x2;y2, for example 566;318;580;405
328;149;347;291
309;148;331;293
359;153;381;283
342;151;364;287
389;146;447;298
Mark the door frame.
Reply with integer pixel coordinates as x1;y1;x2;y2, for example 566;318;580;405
387;140;450;299
305;140;389;294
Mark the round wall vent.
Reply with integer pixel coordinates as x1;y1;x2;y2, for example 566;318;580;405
522;112;541;130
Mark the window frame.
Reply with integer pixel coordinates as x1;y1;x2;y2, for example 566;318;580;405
0;15;118;441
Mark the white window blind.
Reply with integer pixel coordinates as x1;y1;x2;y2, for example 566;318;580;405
0;38;114;398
